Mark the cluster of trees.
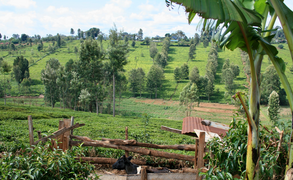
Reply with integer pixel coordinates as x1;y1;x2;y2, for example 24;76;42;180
41;27;128;117
260;65;287;105
129;37;170;99
178;44;219;114
221;59;240;100
0;58;12;105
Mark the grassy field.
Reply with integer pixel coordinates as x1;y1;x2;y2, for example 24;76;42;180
0;101;196;158
2;39;291;102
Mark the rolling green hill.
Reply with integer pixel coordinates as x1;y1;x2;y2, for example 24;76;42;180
1;39;291;103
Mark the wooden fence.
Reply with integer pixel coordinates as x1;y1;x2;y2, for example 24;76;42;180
28;115;208;179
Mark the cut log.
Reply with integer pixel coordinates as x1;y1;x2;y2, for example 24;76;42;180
75;157;146;165
33;123;85;145
28;116;34;146
161;126;182;134
70;140;194;162
101;138;196;151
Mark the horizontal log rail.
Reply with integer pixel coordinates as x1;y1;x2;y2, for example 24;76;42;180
75;157;146;165
101;138;196;151
33;123;85;145
70;139;194;162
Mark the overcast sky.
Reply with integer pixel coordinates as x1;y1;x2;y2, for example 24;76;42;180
0;0;293;39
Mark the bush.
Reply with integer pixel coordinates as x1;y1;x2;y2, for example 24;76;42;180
0;142;97;179
278;44;284;49
201;116;288;179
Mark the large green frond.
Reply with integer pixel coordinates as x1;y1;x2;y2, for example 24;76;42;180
169;0;262;25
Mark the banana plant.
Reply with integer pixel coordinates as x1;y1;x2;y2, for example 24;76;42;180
166;0;293;179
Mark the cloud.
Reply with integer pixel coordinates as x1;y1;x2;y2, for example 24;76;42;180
0;0;36;8
46;6;69;14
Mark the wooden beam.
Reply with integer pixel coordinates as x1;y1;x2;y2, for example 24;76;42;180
28;115;34;146
125;126;129;157
141;167;147;180
63;119;71;151
75;157;146;165
196;132;205;180
70;140;195;162
161;126;182;134
33;123;85;145
101;138;196;151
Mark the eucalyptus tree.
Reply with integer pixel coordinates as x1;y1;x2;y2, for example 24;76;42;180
41;58;60;108
108;26;129;117
166;0;293;178
180;63;189;79
189;66;200;84
77;39;103;115
1;61;11;105
149;42;158;63
174;67;181;83
154;52;168;68
179;82;199;116
13;56;29;86
188;43;196;61
146;65;165;99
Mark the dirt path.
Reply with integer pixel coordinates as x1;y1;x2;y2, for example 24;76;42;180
135;99;237;114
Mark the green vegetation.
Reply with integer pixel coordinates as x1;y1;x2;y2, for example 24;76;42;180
0;37;291;104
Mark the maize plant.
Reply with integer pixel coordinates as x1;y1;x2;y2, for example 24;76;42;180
166;0;293;179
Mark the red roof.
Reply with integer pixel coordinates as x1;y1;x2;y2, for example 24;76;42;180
182;117;228;136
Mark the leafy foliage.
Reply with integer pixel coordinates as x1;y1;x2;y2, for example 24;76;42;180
202;117;288;179
0;142;96;179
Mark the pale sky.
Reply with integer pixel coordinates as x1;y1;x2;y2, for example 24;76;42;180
0;0;292;39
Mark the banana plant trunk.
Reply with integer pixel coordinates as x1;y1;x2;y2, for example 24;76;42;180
269;0;293;176
238;22;260;180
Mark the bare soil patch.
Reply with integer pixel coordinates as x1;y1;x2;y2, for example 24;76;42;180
135;99;237;114
6;94;44;99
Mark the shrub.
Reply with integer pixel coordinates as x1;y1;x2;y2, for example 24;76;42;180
0;142;97;179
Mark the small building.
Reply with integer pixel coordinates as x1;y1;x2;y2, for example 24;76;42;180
182;117;229;142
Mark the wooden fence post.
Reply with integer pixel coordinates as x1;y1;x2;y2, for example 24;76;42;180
63;119;71;151
125;126;129;157
194;138;198;167
57;120;65;150
28;115;34;146
37;131;42;140
196;132;205;180
141;167;147;180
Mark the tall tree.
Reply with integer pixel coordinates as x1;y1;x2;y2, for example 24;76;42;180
41;58;60;108
174;67;181;83
108;26;129;117
77;39;103;115
180;63;189;79
260;65;282;105
188;43;196;61
70;28;75;36
149;42;158;62
137;68;145;97
179;82;199;116
1;61;12;105
189;66;200;84
21;34;28;42
77;28;81;39
146;65;165;99
154;52;168;68
57;33;61;48
205;78;214;101
13;56;29;85
128;68;139;96
138;28;143;40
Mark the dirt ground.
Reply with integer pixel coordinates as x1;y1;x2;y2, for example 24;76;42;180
135;99;237;114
